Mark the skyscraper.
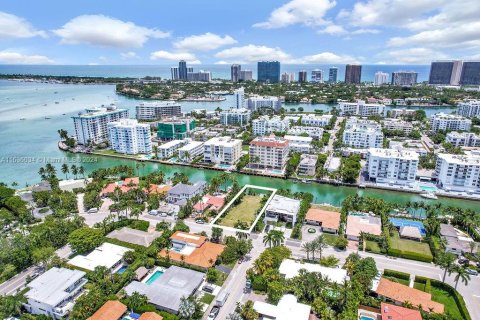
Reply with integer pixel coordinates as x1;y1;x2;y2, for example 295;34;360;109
281;72;295;83
391;71;418;86
345;65;361;84
460;61;480;85
178;60;187;80
298;70;307;83
257;61;280;83
231;64;241;82
311;70;324;83
234;87;245;109
429;61;463;85
328;67;338;83
374;72;389;86
240;70;253;81
171;67;179;80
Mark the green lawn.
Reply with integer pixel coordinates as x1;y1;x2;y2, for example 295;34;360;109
383;276;410;286
322;233;339;246
218;195;263;228
389;231;433;261
95;149;141;159
311;203;341;212
366;240;382;254
200;293;215;305
414;283;463;320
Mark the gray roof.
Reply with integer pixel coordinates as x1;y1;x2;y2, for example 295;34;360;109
107;227;161;247
32;181;51;192
168;182;206;197
25;267;86;307
445;237;471;252
266;195;301;216
124;266;204;313
135;266;149;280
440;224;457;238
400;226;422;239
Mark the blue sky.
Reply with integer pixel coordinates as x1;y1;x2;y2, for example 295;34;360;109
0;0;479;65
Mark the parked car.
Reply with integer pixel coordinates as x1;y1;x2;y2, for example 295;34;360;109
215;290;229;307
202;285;214;293
87;208;98;214
159;212;167;217
148;210;158;216
458;258;469;265
195;219;205;224
465;268;478;276
207;306;220;320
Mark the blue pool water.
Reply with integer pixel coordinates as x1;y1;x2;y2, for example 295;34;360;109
389;217;427;236
117;265;128;274
146;270;164;285
217;164;231;169
420;185;437;192
359;316;376;320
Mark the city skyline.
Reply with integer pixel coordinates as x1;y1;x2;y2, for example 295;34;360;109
1;0;479;66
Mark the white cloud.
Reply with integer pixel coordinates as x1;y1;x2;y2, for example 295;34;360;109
53;15;170;48
253;0;336;29
173;33;237;51
351;28;380;35
300;52;360;64
215;45;291;63
121;51;139;60
318;24;347;35
150;50;200;64
0;51;54;64
379;48;448;64
0;11;46;39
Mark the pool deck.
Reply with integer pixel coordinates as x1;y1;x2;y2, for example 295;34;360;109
141;266;166;284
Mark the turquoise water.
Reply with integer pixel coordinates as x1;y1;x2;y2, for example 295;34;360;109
117;265;128;274
359;316;376;320
145;270;164;285
420;185;438;192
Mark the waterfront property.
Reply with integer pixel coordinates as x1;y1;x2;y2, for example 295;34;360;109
338;100;385;117
107;119;152;155
203;136;242;165
87;300;127;320
298;154;317;176
158;231;225;268
135;101;182;121
24;267;87;319
166;181;206;205
279;259;348;284
100;177;140;197
430;113;471;133
157;117;196;140
247;95;282;112
68;243;131;272
193;194;226;213
177;141;204;162
124;266;204;314
249;135;289;171
346;215;382;241
366;148;419;186
157;140;185;159
264;195;301;226
107;227;161;247
304;208;341;233
283;135;312;153
389;218;426;237
253;294;311;320
435;151;480;193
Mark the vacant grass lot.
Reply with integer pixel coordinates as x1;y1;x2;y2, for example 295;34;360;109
389;231;433;261
219;195;263;228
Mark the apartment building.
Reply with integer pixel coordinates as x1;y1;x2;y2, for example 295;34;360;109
252;115;290;135
249;135;289;170
157;117;196;140
435;151;480;192
178;141;204;162
457;100;480;118
135;102;182;121
382;118;414;135
298;154;318;176
300;114;333;127
73;106;129;145
157;140;185;159
24;267;87;319
445;131;480;147
366;148;419;185
390;108;417;118
430;113;472;133
203;137;242;165
107;119;152;155
284;135;313;153
247;95;282;112
342;118;383;148
287;126;324;139
338;100;385;117
220;108;251;127
234;87;245;108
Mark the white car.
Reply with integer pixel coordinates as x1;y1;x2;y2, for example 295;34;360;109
149;210;158;216
87;208;98;214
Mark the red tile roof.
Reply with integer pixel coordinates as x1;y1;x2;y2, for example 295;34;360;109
139;312;163;320
250;137;289;148
88;300;127;320
381;303;422;320
305;209;341;230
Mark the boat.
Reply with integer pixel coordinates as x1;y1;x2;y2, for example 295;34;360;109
420;192;438;200
358;184;366;188
62;113;66;115
44;117;51;120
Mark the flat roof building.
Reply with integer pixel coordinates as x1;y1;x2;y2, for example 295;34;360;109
249;135;289;171
284;135;312;153
107;227;161;247
366;148;419;186
203;136;242;165
339;100;385;117
279;259;348;284
298;154;317;176
68;243;131;272
253;294;311;320
265;195;301;226
430;113;471;133
136;102;182;121
346;215;382;241
435;151;480;193
108;119;152;155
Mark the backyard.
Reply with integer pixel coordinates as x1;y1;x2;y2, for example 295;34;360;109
388;231;433;262
218;195;263;228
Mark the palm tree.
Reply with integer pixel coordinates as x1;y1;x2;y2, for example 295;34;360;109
239;300;259;320
78;165;85;178
452;265;470;289
127;291;148;313
61;164;69;180
227;312;242;320
11;181;18;187
152;145;159;159
438;252;456;282
183;150;191;162
314;235;328;260
45;163;56;179
301;242;311;260
71;164;78;179
263;230;284;248
178;296;196;319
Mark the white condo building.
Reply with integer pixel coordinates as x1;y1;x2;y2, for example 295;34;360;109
436;151;480;192
247;95;282;112
430;113;472;133
338;100;385;117
287;126;324;139
390;108;417;118
234;87;245;109
284;135;313;153
107;119;152;154
135;102;182;121
24;267;87;319
203;137;242;165
252;116;290;135
366;148;419;185
446;131;480;147
178;141;204;162
249;135;289;170
342;118;383;148
157;140;185;159
298;154;318;176
382;119;414;135
300;114;333;127
457;100;480;118
220;108;251;127
374;72;389;85
73;106;129;145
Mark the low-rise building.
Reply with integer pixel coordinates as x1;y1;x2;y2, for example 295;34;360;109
305;208;341;233
389;140;429;157
300;114;333;127
440;223;473;255
136;102;181;121
343;118;383;148
167;181;206;205
279;259;348;283
435;151;480;192
88;300;127;320
284;135;312;153
68;243;131;272
107;227;162;247
24;267;87;319
178;141;204;162
430;113;471;133
366;148;419;185
157;140;185;159
253;295;311;320
287;126;323;139
107;119;152;155
219;108;251;127
203;137;242;165
298;154;317;176
247;95;282;112
338;100;385;117
265;195;301;225
390;108;417;118
249;135;289;170
382;119;414;135
346;215;382;241
252;115;290;135
445;131;480;147
157;117;196;140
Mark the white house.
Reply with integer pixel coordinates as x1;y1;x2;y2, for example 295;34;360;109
264;195;301;226
253;295;311;320
68;243;131;272
203;137;242;165
284;135;313;153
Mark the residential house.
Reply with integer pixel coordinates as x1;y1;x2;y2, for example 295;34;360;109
167;181;206;205
346;215;382;241
264;195;301;226
305;208;341;233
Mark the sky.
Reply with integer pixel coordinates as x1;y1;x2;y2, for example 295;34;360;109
0;0;479;66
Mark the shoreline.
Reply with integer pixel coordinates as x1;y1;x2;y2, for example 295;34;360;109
58;142;480;202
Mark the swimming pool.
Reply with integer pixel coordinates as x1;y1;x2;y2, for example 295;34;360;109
389;217;427;236
420;185;437;192
117;265;128;274
145;270;164;285
359;316;376;320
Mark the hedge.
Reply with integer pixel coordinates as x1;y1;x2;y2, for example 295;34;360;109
387;248;433;263
415;276;472;320
104;237;146;252
383;269;410;281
